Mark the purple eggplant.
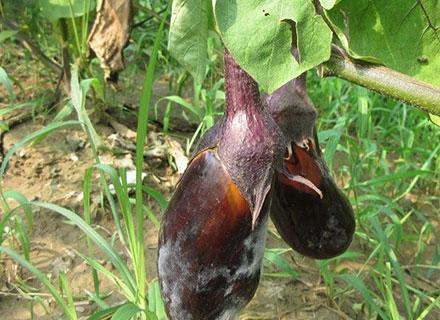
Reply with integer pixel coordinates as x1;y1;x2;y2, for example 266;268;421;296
158;49;287;319
264;71;355;259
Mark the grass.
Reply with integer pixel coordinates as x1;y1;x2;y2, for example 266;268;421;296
0;2;170;319
309;74;438;319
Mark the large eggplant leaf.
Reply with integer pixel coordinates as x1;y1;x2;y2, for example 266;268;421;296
39;0;95;22
215;0;332;93
327;0;440;88
168;0;213;84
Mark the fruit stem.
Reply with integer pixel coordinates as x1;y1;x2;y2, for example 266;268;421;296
224;49;261;116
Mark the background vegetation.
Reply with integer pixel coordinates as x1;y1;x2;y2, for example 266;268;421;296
0;0;439;319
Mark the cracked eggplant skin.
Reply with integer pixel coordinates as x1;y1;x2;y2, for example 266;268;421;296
158;150;269;319
271;134;355;259
264;72;355;259
157;49;285;320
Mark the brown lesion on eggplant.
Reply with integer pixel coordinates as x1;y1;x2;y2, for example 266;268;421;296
279;140;323;196
262;55;355;259
271;169;355;259
192;50;286;228
262;47;355;259
158;149;271;319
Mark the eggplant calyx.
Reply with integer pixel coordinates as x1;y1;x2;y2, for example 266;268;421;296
295;138;312;152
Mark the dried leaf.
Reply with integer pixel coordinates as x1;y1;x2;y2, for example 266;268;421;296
88;0;132;82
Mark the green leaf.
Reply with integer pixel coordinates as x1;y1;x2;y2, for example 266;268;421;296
429;113;440;127
88;303;130;320
59;272;78;320
168;0;212;83
31;201;137;297
0;30;18;43
70;65;101;148
319;0;338;10
354;170;431;188
39;0;96;22
0;67;15;102
3;190;33;231
339;274;388;319
0;120;9;132
215;0;332;93
111;302;141;320
148;280;166;320
0;246;77;319
327;0;440;88
142;186;168;211
264;249;298;279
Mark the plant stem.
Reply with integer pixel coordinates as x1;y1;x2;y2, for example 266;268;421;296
134;2;171;315
320;47;440;116
224;49;261;116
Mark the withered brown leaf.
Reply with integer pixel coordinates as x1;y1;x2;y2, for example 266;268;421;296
88;0;132;82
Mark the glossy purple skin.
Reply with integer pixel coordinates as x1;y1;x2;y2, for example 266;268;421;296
158;49;285;319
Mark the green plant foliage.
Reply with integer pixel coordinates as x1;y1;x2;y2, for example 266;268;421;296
0;246;78;320
429;114;440;126
319;0;338;10
215;0;332;93
168;0;213;83
327;0;440;88
70;64;102;148
0;30;18;43
0;67;15;102
38;0;96;22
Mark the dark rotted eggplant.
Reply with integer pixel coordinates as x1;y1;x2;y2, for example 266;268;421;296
263;67;355;259
158;49;287;319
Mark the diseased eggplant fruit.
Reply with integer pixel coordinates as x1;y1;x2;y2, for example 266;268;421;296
158;49;287;319
263;69;355;259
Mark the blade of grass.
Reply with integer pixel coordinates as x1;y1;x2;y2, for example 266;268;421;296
0;246;77;320
3;190;33;230
353;170;431;188
0;66;14;101
112;302;142;320
339;274;388;320
80;255;136;302
148;280;166;320
88;302;130;320
264;249;298;279
13;216;31;261
416;295;440;320
142;186;167;211
30;201;137;295
83;167;100;297
385;262;402;320
59;271;78;320
134;1;171;310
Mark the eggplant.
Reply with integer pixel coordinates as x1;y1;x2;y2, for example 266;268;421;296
158;49;286;319
263;69;355;259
